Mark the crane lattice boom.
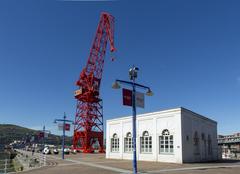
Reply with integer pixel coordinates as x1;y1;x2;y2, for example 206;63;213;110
73;12;116;153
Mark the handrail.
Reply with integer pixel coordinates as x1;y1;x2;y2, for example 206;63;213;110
0;150;49;173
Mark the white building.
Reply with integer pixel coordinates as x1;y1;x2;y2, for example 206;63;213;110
106;107;218;163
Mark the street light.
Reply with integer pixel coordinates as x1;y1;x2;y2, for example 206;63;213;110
53;112;74;160
41;125;51;150
112;81;121;89
112;65;153;174
146;88;154;96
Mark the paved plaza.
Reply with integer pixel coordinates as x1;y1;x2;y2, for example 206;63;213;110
17;150;240;174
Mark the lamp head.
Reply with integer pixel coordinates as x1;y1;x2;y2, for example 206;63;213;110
112;81;121;89
146;88;153;96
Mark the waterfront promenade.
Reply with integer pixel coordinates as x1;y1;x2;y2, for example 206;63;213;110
16;149;240;174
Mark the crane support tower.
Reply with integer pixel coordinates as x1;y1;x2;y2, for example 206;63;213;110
73;12;116;153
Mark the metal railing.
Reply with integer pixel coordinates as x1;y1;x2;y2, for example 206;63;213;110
0;150;47;173
0;159;15;174
16;150;47;169
218;137;240;144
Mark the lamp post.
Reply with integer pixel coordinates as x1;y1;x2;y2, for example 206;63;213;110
54;112;74;160
39;125;51;155
112;65;153;174
41;125;51;150
43;126;45;149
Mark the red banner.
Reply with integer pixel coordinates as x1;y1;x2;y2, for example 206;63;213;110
38;132;44;138
65;123;70;131
122;88;132;106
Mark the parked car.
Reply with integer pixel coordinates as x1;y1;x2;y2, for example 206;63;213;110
64;148;70;154
53;148;59;154
71;149;77;154
43;147;51;154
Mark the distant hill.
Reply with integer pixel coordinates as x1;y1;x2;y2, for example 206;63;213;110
0;124;72;146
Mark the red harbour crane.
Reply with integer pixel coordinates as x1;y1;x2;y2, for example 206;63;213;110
73;12;116;153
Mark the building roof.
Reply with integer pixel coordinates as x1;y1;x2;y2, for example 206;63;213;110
107;107;217;124
181;107;217;124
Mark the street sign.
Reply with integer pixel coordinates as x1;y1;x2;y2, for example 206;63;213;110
136;92;144;108
122;88;132;106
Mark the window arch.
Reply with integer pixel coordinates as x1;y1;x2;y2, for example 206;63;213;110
124;132;133;152
194;132;199;145
143;131;149;136
193;131;200;155
201;133;205;141
159;129;173;154
162;129;170;136
140;131;152;153
111;133;119;152
208;135;212;155
126;132;132;137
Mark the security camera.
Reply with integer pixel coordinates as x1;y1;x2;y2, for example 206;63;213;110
133;67;139;71
129;66;139;80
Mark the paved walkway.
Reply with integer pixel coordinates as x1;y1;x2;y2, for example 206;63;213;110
16;150;240;174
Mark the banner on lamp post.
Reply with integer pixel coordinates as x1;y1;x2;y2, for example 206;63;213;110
44;132;49;138
58;123;70;131
38;132;48;138
122;88;132;106
38;132;44;138
30;136;35;142
58;123;63;131
136;91;145;108
122;88;145;108
65;123;70;131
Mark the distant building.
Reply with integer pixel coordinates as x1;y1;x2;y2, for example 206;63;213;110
218;133;240;159
106;107;218;163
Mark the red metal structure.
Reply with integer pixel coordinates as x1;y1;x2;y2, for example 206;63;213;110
73;12;116;153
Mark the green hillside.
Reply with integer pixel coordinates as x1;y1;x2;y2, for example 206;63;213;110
0;124;72;146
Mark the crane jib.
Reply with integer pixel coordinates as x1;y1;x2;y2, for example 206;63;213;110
73;12;116;153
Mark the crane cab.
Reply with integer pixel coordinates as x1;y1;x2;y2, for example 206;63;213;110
74;88;82;98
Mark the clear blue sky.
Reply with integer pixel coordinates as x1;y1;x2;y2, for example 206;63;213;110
0;0;239;136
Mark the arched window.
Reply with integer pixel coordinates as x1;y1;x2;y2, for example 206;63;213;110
193;131;200;155
111;133;119;152
208;135;212;155
201;133;205;141
143;131;149;136
140;131;152;153
124;132;133;152
159;129;174;154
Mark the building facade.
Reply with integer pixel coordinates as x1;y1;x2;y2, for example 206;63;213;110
106;107;218;163
218;133;240;159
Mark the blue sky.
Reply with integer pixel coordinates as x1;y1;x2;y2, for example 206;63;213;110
0;0;240;136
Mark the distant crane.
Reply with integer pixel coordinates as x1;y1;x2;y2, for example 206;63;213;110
73;12;116;153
